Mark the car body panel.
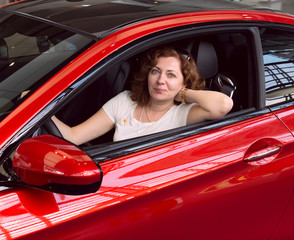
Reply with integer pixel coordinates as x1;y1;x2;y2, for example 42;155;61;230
0;0;294;239
271;105;294;135
1;112;294;239
268;105;294;239
271;192;294;239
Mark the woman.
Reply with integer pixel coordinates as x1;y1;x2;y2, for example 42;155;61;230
52;47;233;145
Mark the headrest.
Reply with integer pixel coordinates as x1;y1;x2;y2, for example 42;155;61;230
196;41;218;79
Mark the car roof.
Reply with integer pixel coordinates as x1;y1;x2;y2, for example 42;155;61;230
0;0;275;39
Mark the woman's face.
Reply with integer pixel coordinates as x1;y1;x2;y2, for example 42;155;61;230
148;56;185;104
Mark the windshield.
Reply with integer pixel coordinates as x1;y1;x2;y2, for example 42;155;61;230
0;11;94;120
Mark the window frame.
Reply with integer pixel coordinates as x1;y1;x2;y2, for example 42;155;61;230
258;23;294;109
2;22;268;164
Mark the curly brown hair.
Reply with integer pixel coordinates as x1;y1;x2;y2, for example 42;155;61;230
131;46;205;106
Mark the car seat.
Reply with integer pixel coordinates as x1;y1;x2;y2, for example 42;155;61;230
193;40;236;98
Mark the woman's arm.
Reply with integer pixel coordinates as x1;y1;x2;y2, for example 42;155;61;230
52;108;114;145
176;88;233;125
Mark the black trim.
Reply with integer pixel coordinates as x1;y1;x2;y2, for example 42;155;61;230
268;100;294;112
85;108;270;163
250;26;266;109
254;21;294;31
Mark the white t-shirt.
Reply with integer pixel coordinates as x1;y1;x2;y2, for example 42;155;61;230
102;91;194;141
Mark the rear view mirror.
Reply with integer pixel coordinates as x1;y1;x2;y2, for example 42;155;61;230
12;135;102;195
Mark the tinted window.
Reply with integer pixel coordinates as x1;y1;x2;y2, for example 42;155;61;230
259;27;294;106
0;11;94;120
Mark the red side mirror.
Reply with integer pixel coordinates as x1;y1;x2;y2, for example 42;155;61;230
13;135;102;195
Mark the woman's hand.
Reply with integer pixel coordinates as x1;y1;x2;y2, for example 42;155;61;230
51;109;114;145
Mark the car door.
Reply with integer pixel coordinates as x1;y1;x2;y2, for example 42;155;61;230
12;111;294;240
82;112;293;240
64;27;294;239
17;26;294;240
259;26;294;239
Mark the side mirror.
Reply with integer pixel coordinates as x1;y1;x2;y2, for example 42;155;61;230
12;135;102;195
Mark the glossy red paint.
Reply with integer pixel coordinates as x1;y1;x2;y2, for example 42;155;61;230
271;193;294;239
13;135;101;186
0;10;293;149
272;105;294;135
1;112;294;239
1;6;294;239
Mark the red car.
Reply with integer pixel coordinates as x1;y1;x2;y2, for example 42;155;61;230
1;0;294;239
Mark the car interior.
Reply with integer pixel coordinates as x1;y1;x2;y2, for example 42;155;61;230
53;31;255;146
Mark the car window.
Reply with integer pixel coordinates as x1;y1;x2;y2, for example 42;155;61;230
55;29;256;147
0;11;94;121
259;27;294;106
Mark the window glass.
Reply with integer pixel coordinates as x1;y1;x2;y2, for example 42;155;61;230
0;11;94;120
259;27;294;106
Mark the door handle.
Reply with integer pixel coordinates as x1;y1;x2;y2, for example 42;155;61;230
244;145;281;162
244;138;282;165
